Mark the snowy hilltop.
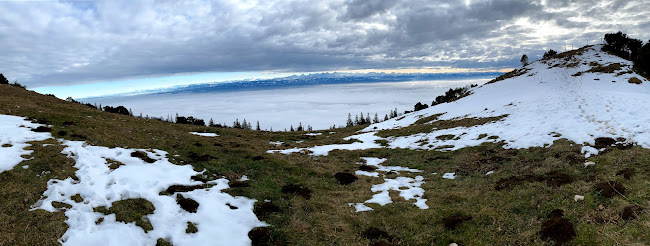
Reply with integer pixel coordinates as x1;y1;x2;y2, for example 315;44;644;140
270;45;650;157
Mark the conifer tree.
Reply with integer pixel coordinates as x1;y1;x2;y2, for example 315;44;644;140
347;113;354;127
374;113;379;123
384;114;389;121
209;118;214;127
242;119;248;130
290;125;294;131
297;122;303;131
0;73;8;85
256;121;260;131
366;113;371;124
234;119;241;128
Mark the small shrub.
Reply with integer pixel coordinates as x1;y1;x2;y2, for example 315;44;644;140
543;49;558;59
103;105;131;116
628;77;642;84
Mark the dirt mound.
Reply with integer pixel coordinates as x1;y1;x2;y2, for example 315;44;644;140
621;205;644;221
495;171;572;190
616;168;635;180
254;201;279;218
361;227;393;241
495;175;543;190
594;137;616;149
131;151;156;163
540;209;576;245
334;172;358;185
187;152;215;162
177;196;199;213
358;165;377;172
229;181;251;188
248;227;271;246
166;185;204;194
545;171;574;187
369;241;392;246
443;215;473;230
32;126;52;132
190;175;210;183
281;184;312;199
595;181;626;198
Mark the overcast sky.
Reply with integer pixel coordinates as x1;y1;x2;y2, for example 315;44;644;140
1;0;649;88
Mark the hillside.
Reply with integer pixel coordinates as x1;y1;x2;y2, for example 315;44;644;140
1;45;650;245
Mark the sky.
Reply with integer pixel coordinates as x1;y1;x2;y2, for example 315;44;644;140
1;0;649;90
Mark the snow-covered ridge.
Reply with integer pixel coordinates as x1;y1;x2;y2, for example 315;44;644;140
269;45;650;156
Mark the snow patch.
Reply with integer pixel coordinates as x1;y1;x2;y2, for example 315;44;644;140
0;115;53;174
442;173;456;179
365;176;428;209
268;132;383;156
359;157;421;173
32;140;265;246
189;132;219;137
348;203;373;212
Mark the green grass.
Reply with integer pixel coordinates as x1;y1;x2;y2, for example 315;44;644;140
1;84;649;245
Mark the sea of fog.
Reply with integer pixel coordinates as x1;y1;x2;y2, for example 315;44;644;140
88;79;490;130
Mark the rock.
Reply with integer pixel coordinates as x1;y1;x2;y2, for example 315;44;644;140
583;161;595;168
573;195;584;202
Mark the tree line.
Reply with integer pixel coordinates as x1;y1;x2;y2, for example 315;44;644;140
601;31;650;77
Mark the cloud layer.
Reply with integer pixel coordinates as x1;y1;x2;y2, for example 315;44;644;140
1;0;649;87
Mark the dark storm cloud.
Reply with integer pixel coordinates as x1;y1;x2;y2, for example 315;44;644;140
0;0;648;87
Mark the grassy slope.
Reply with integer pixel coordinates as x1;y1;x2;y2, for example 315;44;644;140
0;84;649;245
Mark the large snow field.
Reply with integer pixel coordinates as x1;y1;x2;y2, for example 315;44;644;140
269;45;650;157
0;115;264;245
89;79;489;130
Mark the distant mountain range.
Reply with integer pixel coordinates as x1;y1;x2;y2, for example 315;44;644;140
85;72;502;99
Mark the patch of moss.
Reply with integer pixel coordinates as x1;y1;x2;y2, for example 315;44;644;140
435;134;455;141
93;198;155;232
70;194;83;203
186;222;198;234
